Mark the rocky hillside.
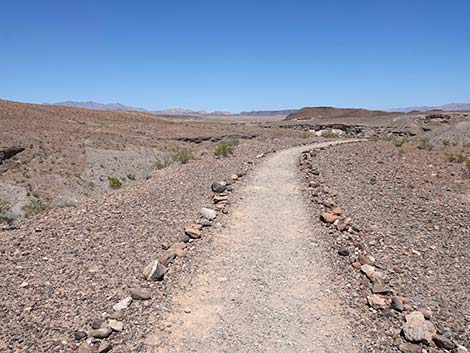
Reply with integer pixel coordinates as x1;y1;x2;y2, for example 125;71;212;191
0;99;307;222
284;106;392;121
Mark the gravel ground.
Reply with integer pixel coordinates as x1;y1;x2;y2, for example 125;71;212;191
299;140;470;352
144;141;364;353
0;137;314;353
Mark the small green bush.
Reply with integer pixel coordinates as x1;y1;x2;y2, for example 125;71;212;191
108;176;122;189
442;139;450;147
417;138;433;151
173;148;194;164
214;143;234;157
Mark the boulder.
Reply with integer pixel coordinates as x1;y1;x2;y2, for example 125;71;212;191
143;260;168;281
402;311;436;344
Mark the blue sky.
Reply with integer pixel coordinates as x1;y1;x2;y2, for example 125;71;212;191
1;0;469;112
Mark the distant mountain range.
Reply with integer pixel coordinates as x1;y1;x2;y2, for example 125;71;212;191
388;103;470;113
51;101;148;112
49;100;470;117
239;110;298;116
49;101;295;117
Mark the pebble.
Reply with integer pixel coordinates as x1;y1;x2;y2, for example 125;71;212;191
130;287;151;300
200;207;217;220
113;296;132;311
143;259;168;281
73;330;87;341
320;212;339;224
338;247;350;256
432;334;456;350
367;294;388;309
78;342;94;353
90;327;112;339
184;226;202;239
391;296;404;312
360;264;376;279
97;341;112;353
108;319;124;332
211;181;227;193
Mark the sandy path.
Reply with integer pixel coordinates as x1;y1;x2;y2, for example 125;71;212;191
145;141;361;353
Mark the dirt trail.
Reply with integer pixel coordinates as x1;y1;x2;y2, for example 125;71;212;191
146;141;362;353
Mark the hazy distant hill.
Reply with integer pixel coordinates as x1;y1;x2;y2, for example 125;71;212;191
284;106;391;121
389;103;470;113
51;101;148;112
239;110;297;116
50;101;232;116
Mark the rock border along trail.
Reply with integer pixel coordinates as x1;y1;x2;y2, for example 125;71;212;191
145;141;363;353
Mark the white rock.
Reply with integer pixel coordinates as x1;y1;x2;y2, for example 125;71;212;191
108;319;124;332
360;264;376;279
143;259;168;281
200;207;217;220
113;296;132;311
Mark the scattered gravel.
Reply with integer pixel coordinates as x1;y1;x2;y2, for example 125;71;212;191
300;140;470;352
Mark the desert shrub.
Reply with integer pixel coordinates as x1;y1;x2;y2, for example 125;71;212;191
52;195;77;208
22;197;52;218
417;138;433;151
108;176;122;189
214;142;236;157
442;139;450;147
0;197;11;222
321;130;339;139
298;131;310;139
225;138;240;147
153;153;174;170
394;138;408;147
445;152;468;164
173;148;194;164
